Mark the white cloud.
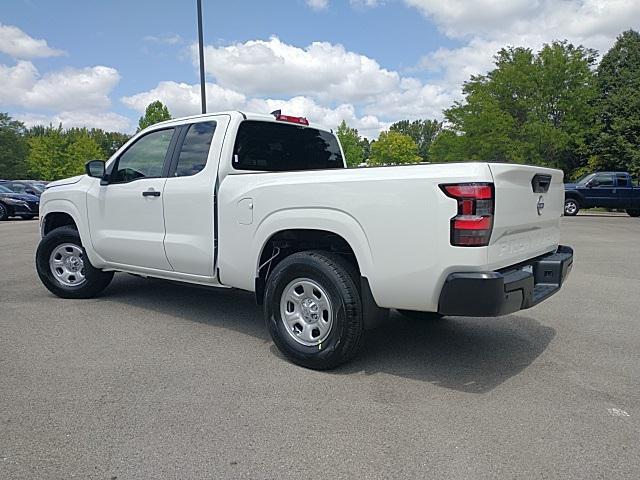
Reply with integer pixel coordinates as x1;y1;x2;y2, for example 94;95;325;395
350;0;383;7
17;111;131;132
246;96;388;139
404;0;640;47
364;79;454;120
123;1;640;140
143;34;183;45
403;0;640;117
306;0;329;10
403;0;538;38
0;23;65;59
196;36;400;103
0;61;120;111
121;81;388;139
121;81;247;118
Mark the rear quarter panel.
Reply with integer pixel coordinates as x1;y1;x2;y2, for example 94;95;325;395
217;163;494;311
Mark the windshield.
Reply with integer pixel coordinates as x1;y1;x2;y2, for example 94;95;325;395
574;173;596;185
0;185;13;193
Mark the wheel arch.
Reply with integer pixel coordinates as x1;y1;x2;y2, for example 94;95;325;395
42;211;77;235
564;191;582;203
249;208;375;303
40;199;104;267
0;200;14;217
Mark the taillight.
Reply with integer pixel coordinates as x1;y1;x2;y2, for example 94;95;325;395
440;183;494;247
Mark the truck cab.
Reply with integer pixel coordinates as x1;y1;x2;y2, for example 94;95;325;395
564;172;640;217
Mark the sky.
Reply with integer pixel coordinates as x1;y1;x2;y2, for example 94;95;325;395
1;0;639;138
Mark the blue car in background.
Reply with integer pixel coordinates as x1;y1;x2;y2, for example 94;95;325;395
564;172;640;217
0;180;45;197
0;185;40;220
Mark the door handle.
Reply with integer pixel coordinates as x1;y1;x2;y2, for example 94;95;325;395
142;189;161;197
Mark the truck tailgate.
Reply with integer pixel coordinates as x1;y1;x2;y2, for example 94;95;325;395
487;164;564;269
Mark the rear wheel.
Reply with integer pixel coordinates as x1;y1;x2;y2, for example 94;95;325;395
626;209;640;217
36;226;114;299
564;199;579;216
264;250;364;370
397;310;443;321
0;203;9;221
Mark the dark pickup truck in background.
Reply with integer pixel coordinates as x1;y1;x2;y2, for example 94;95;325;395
564;172;640;217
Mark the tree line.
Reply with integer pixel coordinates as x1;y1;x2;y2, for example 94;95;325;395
0;101;171;181
337;30;640;179
2;31;639;181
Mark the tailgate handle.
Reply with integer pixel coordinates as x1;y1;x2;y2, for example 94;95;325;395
532;174;552;193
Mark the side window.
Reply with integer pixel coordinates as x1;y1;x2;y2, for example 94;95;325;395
174;121;216;177
616;175;630;187
11;183;26;193
593;174;614;187
112;128;174;183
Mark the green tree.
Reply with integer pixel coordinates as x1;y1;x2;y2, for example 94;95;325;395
359;137;371;161
138;100;172;132
592;30;640;177
66;131;105;174
369;131;421;166
27;126;105;180
336;120;364;167
0;113;29;179
67;127;130;158
27;125;69;181
389;119;442;161
431;41;597;175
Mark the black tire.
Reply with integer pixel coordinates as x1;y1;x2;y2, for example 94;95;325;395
626;209;640;218
20;214;35;220
564;198;580;216
36;226;114;299
0;202;9;221
264;250;364;370
397;310;444;321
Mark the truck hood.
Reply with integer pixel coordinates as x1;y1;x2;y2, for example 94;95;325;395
564;183;578;190
46;175;84;189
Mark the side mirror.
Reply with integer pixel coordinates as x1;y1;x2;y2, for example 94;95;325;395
26;189;36;195
588;180;599;188
86;160;105;179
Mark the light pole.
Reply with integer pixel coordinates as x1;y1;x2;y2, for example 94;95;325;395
197;0;206;114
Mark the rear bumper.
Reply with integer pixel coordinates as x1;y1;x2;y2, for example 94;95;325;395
438;245;573;317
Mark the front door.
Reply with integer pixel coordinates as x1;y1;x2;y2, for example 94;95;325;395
87;127;176;270
163;117;228;276
581;173;617;208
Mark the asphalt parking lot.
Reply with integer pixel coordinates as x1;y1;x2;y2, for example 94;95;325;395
1;215;639;479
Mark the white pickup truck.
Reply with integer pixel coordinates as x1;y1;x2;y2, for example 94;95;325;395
36;111;573;369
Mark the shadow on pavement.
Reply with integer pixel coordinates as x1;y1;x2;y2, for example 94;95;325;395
340;312;555;394
104;274;555;394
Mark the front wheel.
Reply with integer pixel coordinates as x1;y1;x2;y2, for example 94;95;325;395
0;203;9;221
626;209;640;218
36;226;114;299
264;251;364;370
564;199;579;216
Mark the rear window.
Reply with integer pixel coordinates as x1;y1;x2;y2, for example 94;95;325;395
616;175;630;187
232;121;344;171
